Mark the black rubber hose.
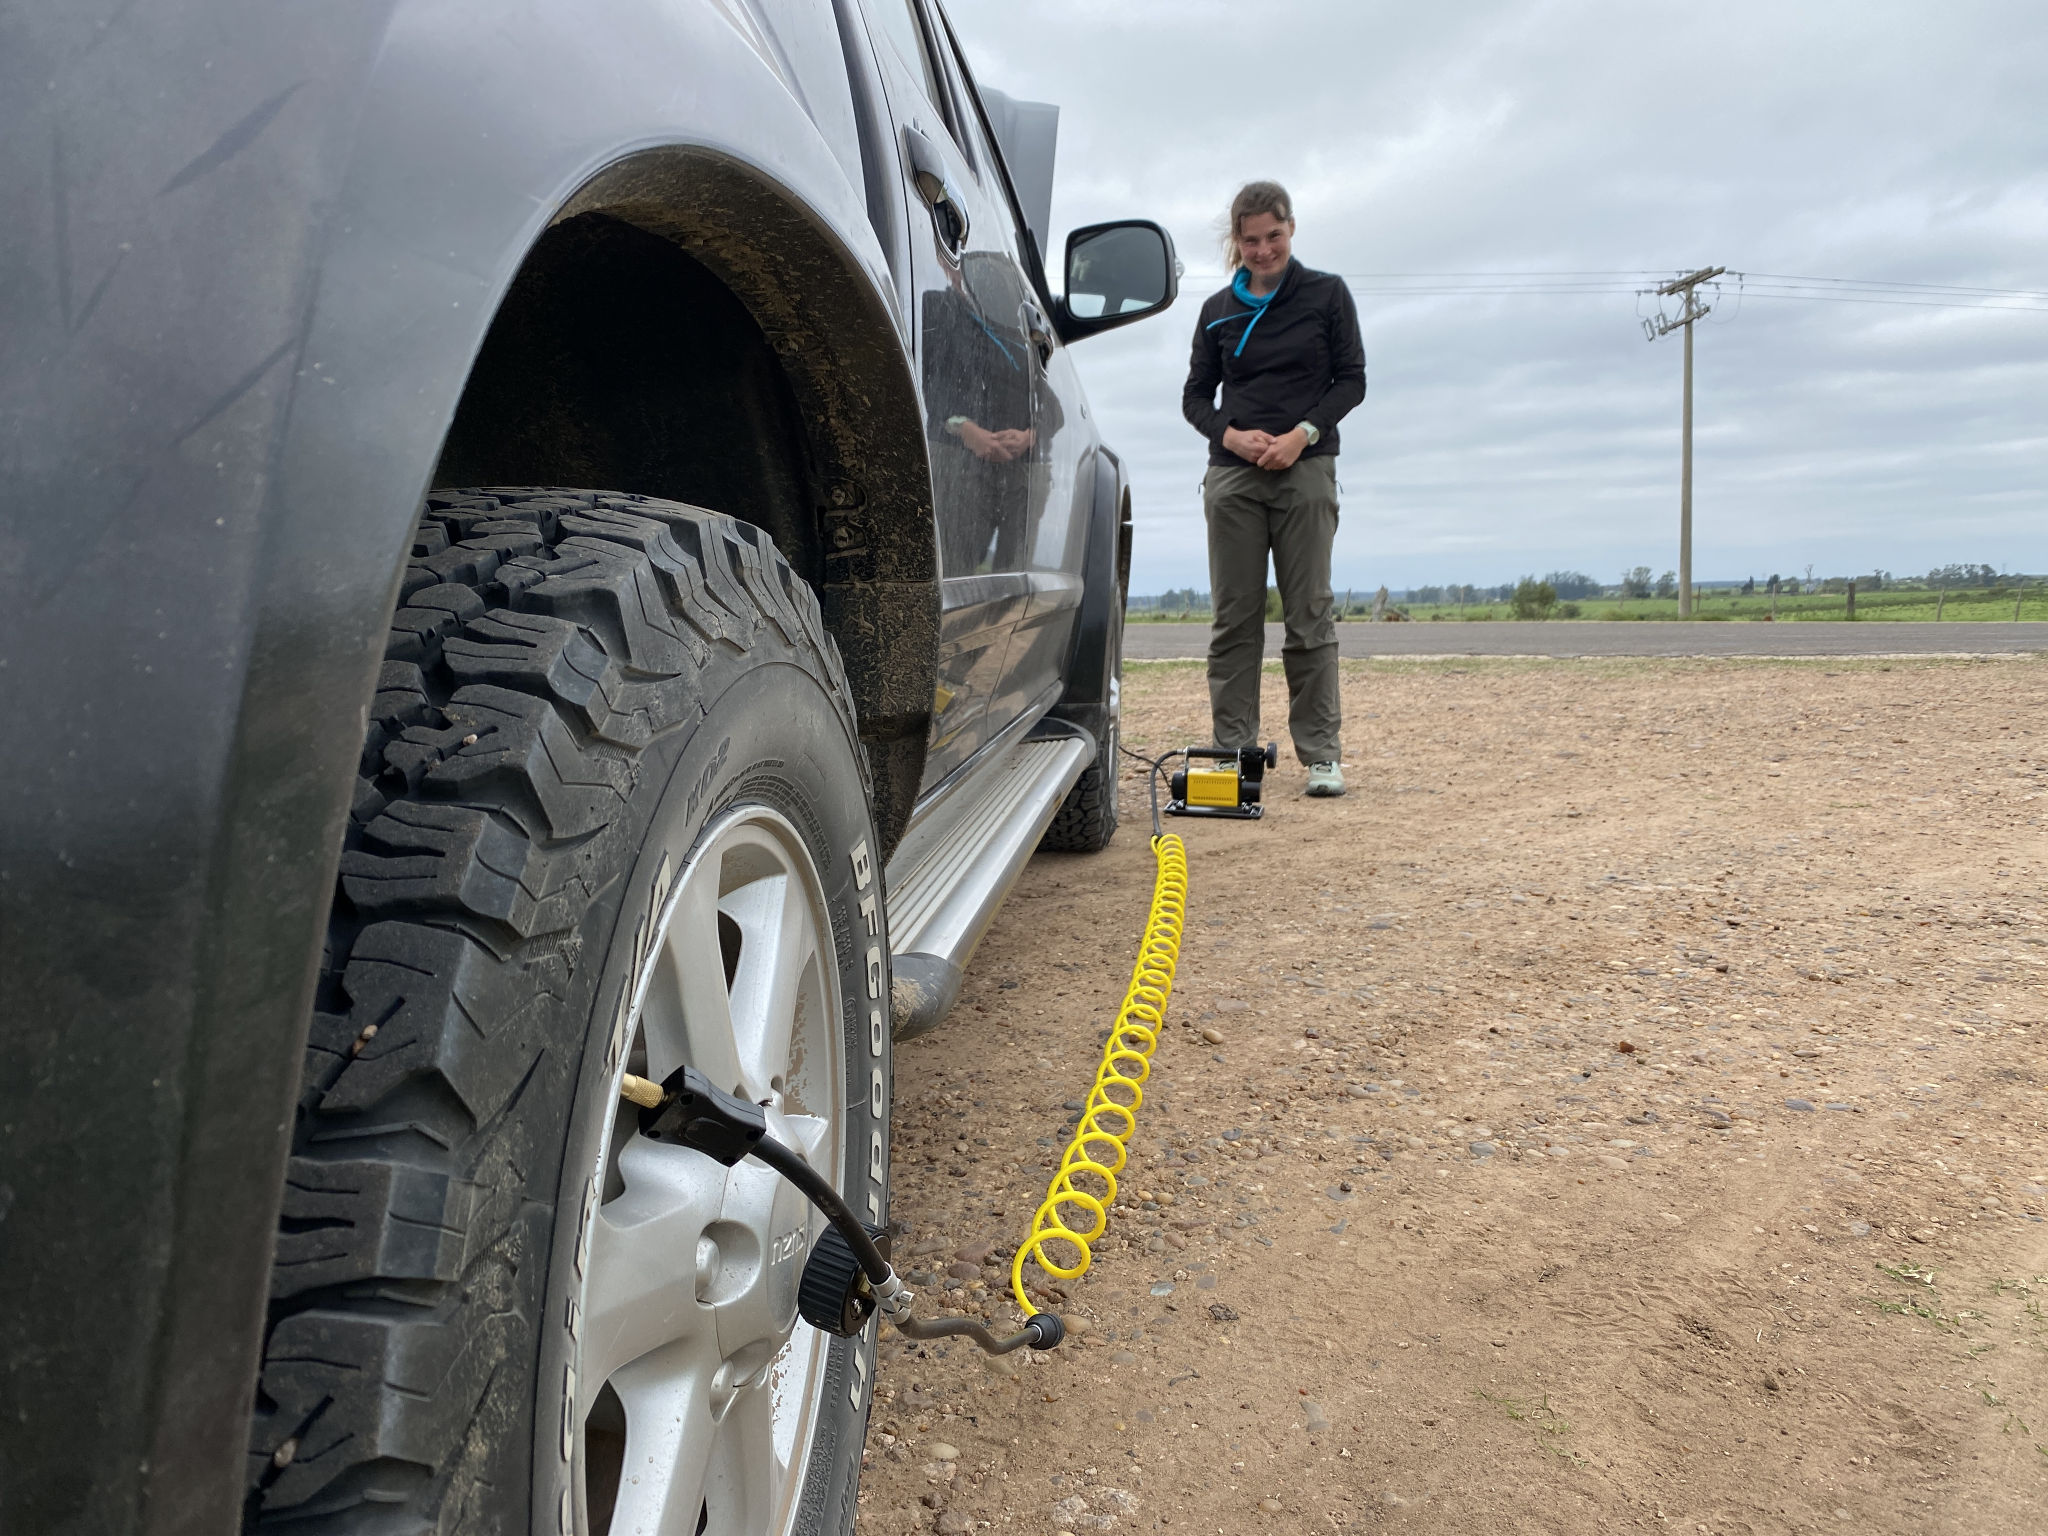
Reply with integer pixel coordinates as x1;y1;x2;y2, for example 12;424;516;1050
750;1134;893;1284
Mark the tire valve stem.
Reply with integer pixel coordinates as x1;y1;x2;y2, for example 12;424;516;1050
619;1072;666;1110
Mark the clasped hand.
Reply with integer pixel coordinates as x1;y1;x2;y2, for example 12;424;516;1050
1222;425;1308;472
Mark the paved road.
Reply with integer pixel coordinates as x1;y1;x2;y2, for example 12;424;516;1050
1122;620;2048;659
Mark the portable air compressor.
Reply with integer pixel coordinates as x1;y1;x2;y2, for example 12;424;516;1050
1165;742;1278;819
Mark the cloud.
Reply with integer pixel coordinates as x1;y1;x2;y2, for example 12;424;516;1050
947;0;2048;590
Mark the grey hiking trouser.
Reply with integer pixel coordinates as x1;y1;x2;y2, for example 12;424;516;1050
1203;455;1342;765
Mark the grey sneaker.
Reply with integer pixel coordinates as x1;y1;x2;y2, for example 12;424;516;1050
1305;761;1345;797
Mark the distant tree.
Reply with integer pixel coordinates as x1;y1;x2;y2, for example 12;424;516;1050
1410;585;1445;605
1621;566;1654;599
1543;569;1601;600
1742;576;1755;595
1510;577;1558;619
1767;574;1781;595
1654;570;1677;598
1265;585;1283;622
1929;563;1998;588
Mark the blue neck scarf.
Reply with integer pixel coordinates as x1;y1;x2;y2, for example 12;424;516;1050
1204;265;1282;357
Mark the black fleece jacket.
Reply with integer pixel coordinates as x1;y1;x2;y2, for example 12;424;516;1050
1182;260;1366;467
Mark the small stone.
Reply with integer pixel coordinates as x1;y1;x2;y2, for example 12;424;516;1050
955;1242;993;1265
1196;1274;1218;1290
936;1514;972;1535
1469;1141;1496;1157
1110;1349;1137;1365
1380;1491;1407;1507
1848;1221;1872;1237
1150;1281;1175;1296
1208;1302;1239;1321
1599;1155;1630;1171
947;1262;979;1280
1063;1315;1092;1338
929;1442;959;1461
1260;1497;1284;1513
1098;1487;1139;1513
1302;1399;1331;1433
270;1438;297;1469
1785;1098;1816;1112
1053;1494;1088;1526
1659;1213;1682;1226
1201;1027;1226;1045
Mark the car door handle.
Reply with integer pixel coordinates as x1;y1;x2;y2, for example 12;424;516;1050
903;125;969;255
1020;300;1054;364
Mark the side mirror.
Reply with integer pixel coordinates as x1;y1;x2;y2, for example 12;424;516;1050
1057;220;1179;342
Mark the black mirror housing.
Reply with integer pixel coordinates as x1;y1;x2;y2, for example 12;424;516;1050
1057;220;1179;342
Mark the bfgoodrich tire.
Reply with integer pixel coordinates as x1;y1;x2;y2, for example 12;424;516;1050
246;490;891;1536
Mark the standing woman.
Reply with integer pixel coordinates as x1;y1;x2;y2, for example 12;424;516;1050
1182;181;1366;796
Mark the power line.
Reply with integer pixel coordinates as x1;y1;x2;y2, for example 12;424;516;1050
1180;269;2048;309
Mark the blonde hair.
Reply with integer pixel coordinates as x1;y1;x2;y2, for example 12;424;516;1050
1221;180;1295;270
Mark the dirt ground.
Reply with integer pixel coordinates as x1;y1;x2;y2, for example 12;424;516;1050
856;656;2047;1535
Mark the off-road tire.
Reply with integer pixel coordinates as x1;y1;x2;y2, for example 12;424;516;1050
244;488;889;1534
1037;717;1119;852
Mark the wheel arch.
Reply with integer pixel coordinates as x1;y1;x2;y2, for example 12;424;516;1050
437;146;938;852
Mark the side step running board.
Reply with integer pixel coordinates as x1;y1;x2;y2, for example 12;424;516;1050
885;732;1092;1039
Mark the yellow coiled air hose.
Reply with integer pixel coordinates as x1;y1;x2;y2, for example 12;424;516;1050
1011;832;1188;1316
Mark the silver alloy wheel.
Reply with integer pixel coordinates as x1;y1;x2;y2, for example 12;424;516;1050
574;806;843;1536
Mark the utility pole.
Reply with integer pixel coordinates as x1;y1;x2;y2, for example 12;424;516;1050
1642;267;1724;618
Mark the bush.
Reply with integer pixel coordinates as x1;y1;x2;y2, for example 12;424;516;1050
1558;600;1582;618
1510;577;1558;620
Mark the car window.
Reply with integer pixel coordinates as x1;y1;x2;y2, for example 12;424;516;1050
868;0;948;127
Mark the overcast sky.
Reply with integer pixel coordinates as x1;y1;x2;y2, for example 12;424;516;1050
946;0;2048;595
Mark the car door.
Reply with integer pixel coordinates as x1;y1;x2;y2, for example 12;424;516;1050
922;18;1090;738
858;0;1049;789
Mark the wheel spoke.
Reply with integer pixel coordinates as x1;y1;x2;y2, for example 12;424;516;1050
580;1139;725;1406
606;1338;722;1536
720;868;814;1103
702;1375;779;1534
649;868;744;1093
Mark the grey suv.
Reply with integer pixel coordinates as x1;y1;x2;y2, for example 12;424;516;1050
0;3;1177;1532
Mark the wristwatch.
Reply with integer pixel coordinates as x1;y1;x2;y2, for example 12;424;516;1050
1294;420;1320;446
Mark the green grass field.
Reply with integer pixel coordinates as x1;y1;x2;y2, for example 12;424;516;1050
1128;586;2048;623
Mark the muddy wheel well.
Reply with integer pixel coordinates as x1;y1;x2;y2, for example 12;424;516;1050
436;213;825;584
430;151;939;852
